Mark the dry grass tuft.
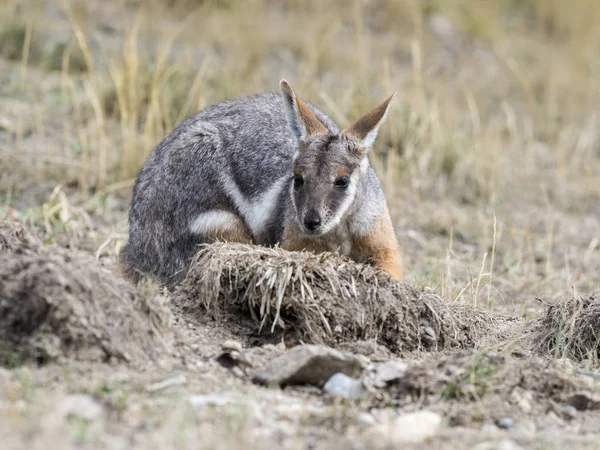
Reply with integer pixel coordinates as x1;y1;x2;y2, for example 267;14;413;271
174;243;495;354
532;293;600;363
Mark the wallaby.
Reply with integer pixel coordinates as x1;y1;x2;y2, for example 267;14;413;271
121;80;404;287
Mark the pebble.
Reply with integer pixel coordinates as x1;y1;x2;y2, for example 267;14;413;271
367;360;407;388
561;405;577;420
496;417;515;430
222;340;243;353
323;373;366;399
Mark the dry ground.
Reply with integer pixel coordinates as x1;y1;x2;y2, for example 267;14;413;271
1;0;600;449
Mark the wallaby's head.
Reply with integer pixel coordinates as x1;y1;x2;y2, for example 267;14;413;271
280;79;395;236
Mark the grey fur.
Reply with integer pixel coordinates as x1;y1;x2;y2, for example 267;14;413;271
122;90;388;287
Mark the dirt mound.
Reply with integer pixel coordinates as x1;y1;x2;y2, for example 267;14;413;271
0;224;169;366
0;221;43;253
371;350;600;428
174;243;495;354
532;293;600;362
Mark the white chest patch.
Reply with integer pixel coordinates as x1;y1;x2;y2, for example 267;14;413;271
189;210;241;235
222;175;288;237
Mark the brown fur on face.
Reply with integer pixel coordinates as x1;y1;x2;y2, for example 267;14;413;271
336;168;350;178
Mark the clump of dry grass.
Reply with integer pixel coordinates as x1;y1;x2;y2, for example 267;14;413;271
174;243;494;354
532;293;600;363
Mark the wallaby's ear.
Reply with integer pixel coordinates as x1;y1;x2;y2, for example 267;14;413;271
343;93;396;150
280;80;327;141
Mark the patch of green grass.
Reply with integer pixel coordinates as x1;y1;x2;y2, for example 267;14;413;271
0;340;21;369
0;24;87;73
442;353;504;400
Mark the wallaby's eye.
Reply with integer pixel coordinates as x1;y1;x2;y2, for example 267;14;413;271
334;176;350;188
294;175;304;189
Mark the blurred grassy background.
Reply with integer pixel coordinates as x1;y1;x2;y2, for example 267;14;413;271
0;0;598;310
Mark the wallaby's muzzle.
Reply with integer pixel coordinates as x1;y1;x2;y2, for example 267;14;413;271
303;210;321;233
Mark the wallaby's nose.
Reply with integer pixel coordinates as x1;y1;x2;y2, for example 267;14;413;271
304;211;321;231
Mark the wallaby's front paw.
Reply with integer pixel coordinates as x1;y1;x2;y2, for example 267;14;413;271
378;254;404;281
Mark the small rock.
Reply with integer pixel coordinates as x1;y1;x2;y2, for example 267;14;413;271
561;405;577;420
496;417;515;430
275;341;286;352
366;411;442;445
420;319;437;345
188;394;235;408
368;360;407;388
509;388;533;414
493;439;524;450
473;439;524;450
323;373;366;399
252;345;365;388
222;340;243;353
357;412;377;426
57;394;105;422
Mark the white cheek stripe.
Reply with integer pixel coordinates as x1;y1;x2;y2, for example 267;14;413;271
360;156;369;174
319;169;360;235
189;210;241;235
222;175;289;236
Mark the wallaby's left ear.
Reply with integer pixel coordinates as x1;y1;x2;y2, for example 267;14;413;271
342;92;396;149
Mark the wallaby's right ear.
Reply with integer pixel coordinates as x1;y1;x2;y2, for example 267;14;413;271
280;80;327;142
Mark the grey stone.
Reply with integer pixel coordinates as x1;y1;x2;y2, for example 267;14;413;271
496;417;515;430
561;405;578;420
222;340;243;353
323;373;366;399
367;360;408;388
252;345;365;387
491;440;524;450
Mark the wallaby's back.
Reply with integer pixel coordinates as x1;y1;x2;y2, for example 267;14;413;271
122;93;338;286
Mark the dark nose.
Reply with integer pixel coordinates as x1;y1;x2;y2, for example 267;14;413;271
304;211;321;231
